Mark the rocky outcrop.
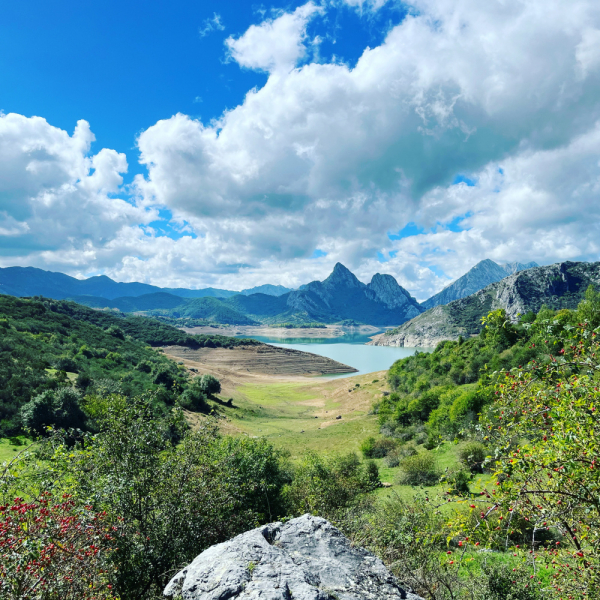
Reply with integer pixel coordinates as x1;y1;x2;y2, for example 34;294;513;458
367;273;422;319
372;261;600;348
287;264;423;326
164;514;422;600
421;259;538;310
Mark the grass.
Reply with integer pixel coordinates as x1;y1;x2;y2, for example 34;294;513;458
209;371;497;501
0;436;31;464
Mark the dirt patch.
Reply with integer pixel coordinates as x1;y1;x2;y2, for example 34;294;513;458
162;344;357;376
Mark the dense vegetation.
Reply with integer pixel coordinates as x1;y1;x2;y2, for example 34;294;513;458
0;295;259;435
377;287;600;443
2;289;600;599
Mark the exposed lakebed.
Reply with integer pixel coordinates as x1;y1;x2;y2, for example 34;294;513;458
235;331;428;378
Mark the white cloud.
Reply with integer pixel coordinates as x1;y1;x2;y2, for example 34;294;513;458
0;113;155;261
225;2;322;73
5;1;600;300
199;13;225;38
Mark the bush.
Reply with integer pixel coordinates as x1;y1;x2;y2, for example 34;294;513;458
0;492;117;600
136;360;152;373
21;388;86;436
54;356;79;373
384;443;418;468
284;452;379;518
457;441;487;473
395;452;440;486
360;437;397;458
198;374;221;396
178;384;209;412
445;469;471;495
360;436;376;458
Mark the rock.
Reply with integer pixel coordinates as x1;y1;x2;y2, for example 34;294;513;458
382;391;390;396
164;514;422;600
370;260;600;348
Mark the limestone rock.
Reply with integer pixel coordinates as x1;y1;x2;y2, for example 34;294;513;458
370;260;600;348
164;514;422;600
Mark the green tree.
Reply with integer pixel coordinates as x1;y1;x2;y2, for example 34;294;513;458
198;373;221;396
456;319;600;599
21;388;86;435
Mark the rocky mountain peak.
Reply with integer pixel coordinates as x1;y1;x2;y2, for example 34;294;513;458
322;262;365;289
368;274;409;306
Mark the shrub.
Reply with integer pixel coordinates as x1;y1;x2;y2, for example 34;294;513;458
198;374;221;396
395;452;440;486
178;385;209;412
54;356;79;373
360;436;376;458
457;441;487;473
360;437;397;458
136;360;152;373
445;469;471;495
21;388;86;436
284;452;379;518
0;492;117;600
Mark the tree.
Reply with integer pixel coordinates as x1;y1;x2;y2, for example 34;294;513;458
21;388;86;436
457;319;600;599
198;374;221;396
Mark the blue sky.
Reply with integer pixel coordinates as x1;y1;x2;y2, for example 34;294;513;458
1;0;599;298
1;0;405;180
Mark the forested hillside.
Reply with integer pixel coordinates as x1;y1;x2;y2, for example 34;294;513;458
377;286;600;442
0;295;259;436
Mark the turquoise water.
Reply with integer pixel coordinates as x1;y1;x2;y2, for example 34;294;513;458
237;333;428;379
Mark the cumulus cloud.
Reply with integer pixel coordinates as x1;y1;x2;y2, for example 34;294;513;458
129;0;600;296
0;113;155;262
225;2;322;73
5;0;600;299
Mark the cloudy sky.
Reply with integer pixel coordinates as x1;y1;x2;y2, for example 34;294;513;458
1;0;599;300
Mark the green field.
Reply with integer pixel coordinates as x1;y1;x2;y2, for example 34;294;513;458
213;370;490;497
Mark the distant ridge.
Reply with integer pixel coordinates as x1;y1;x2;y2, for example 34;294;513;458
0;263;424;327
372;260;600;347
421;259;538;309
0;266;289;300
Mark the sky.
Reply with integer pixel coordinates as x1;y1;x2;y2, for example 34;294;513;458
1;0;600;300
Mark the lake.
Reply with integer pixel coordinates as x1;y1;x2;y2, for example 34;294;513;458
237;331;428;379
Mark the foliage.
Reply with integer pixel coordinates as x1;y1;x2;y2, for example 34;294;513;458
381;291;600;441
457;442;487;473
360;436;397;458
395;451;440;486
20;388;87;436
0;492;117;600
283;451;380;519
197;373;221;396
454;318;600;599
2;394;292;600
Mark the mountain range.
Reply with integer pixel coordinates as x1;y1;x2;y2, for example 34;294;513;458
372;260;600;347
0;263;424;327
421;259;538;309
0;259;543;328
0;266;292;300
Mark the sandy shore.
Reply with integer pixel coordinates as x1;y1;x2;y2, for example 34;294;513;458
181;324;380;339
162;344;358;377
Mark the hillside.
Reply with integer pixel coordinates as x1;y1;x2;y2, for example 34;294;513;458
421;259;538;309
371;260;600;347
0;266;285;300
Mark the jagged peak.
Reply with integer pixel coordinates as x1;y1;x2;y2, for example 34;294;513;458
322;263;364;288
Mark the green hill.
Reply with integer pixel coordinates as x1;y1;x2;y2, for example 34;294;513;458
0;295;262;436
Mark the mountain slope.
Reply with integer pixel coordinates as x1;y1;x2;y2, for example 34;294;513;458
280;263;423;326
67;292;187;312
155;264;423;326
0;266;284;300
421;259;538;309
372;261;600;347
